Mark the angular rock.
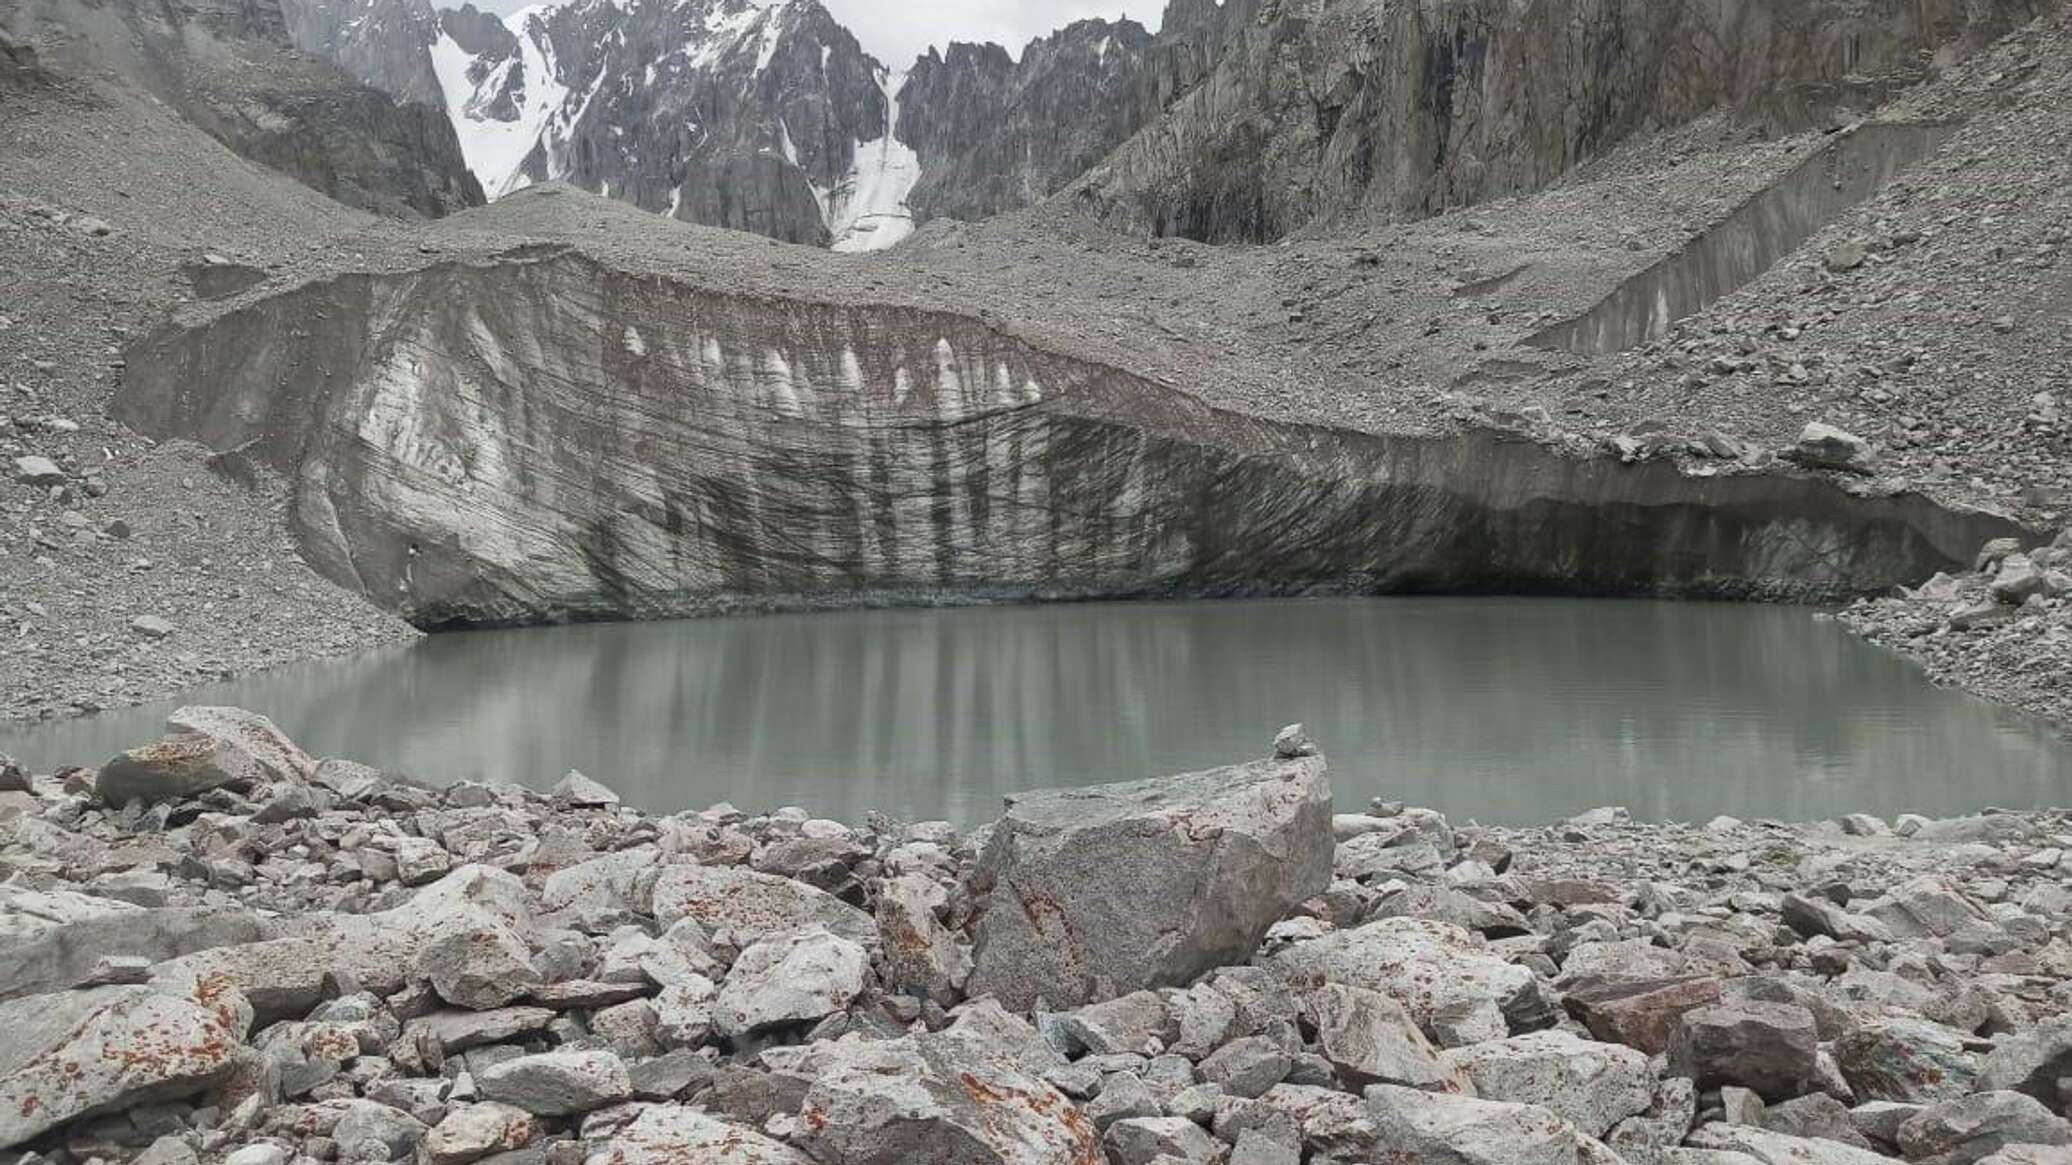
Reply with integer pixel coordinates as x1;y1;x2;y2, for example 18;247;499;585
417;925;540;1010
476;1049;632;1116
1308;982;1461;1091
590;1105;813;1165
1689;1124;1894;1165
0;985;245;1150
404;1007;557;1052
331;1100;429;1161
1200;1035;1293;1099
713;926;867;1038
1105;1115;1221;1164
12;454;65;486
1365;1083;1597;1165
1898;1092;2072;1165
1441;1030;1654;1138
877;872;972;1006
795;1002;1098;1165
1670;1001;1819;1101
1565;976;1722;1054
1979;1017;2072;1101
964;752;1332;1009
1271;918;1545;1046
1786;424;1874;472
1054;991;1175;1057
551;769;619;807
1834;1018;1979;1103
423;1103;536;1165
649;863;875;948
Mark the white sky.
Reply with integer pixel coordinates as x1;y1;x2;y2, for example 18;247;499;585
447;0;1167;70
820;0;1165;67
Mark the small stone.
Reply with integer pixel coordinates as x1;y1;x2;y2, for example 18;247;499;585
130;614;177;640
1825;240;1867;271
12;455;65;486
552;769;619;807
477;1050;632;1116
1273;723;1318;758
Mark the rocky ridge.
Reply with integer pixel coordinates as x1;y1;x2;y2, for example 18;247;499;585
4;718;2072;1165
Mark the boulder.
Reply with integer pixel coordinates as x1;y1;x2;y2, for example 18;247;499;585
0;985;247;1149
1364;1083;1599;1165
332;1100;429;1160
1564;977;1722;1054
589;1105;814;1164
1978;1017;2072;1101
1785;424;1874;473
1105;1116;1221;1164
1670;1002;1819;1101
964;751;1332;1009
1834;1018;1979;1103
423;1103;536;1165
1271;918;1547;1046
795;1001;1098;1165
551;769;620;807
1309;982;1461;1091
0;905;266;1002
538;848;657;917
12;454;65;486
649;864;875;948
1440;1030;1655;1138
1688;1124;1895;1165
476;1049;632;1116
1200;1035;1294;1099
713;926;868;1038
1898;1092;2072;1165
877;872;972;1006
405;1007;556;1052
417;925;540;1010
1373;885;1532;937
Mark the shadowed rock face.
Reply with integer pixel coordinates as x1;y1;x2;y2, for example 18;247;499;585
116;251;2020;628
1075;0;2056;242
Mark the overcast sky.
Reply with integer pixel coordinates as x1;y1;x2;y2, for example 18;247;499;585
821;0;1165;66
452;0;1167;69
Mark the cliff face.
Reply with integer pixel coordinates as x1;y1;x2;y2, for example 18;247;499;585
277;0;445;108
0;0;482;217
1072;0;2061;242
898;20;1152;225
115;250;2014;629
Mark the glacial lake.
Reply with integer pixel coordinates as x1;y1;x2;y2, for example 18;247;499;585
4;598;2069;826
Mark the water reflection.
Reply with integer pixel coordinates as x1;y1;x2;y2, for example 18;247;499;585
4;598;2067;825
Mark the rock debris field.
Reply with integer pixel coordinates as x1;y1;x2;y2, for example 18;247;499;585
5;715;2072;1165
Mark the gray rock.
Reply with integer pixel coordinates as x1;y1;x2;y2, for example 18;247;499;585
1104;1116;1222;1164
1270;918;1545;1046
713;926;867;1038
1563;976;1722;1054
12;455;65;486
1308;982;1460;1091
1763;1093;1874;1149
1200;1035;1292;1099
965;751;1331;1009
1898;1092;2072;1165
1833;1018;1979;1103
1087;1072;1162;1129
876;873;971;1006
649;864;876;948
129;614;178;640
1785;423;1874;473
1364;1083;1597;1165
588;1106;812;1164
1669;1001;1819;1101
550;769;619;807
794;1000;1098;1165
0;985;246;1150
1372;884;1532;937
1782;894;1892;943
331;1100;430;1161
1978;1016;2072;1101
1688;1124;1894;1165
1854;1101;1928;1148
423;1103;536;1165
1440;1030;1654;1138
476;1050;632;1115
1054;991;1175;1056
628;1048;713;1100
536;848;657;918
404;1007;557;1052
418;925;541;1010
652;976;718;1049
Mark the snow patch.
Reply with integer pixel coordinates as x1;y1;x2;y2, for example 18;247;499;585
826;68;920;253
429;11;572;200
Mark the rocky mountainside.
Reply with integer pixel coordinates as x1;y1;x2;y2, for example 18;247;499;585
278;0;1158;246
0;0;482;218
1072;0;2063;242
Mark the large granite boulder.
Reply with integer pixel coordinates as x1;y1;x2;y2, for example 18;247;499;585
713;926;868;1038
963;751;1332;1009
1439;1030;1655;1138
96;706;315;805
1364;1083;1602;1165
0;985;248;1149
649;864;876;948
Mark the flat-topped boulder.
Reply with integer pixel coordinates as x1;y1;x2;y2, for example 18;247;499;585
963;745;1332;1009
